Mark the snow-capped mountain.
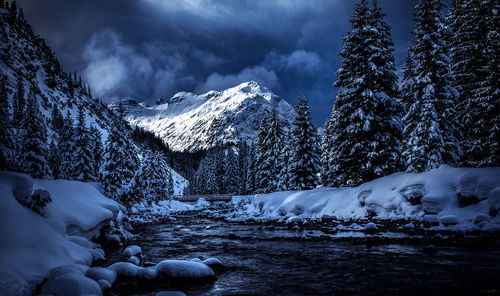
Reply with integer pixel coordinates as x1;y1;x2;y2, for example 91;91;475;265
118;81;296;152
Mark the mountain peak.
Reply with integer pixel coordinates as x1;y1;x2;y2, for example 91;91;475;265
120;83;295;152
230;81;273;96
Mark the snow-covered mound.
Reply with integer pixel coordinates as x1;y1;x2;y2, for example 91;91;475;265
0;172;121;295
228;167;500;231
117;81;296;152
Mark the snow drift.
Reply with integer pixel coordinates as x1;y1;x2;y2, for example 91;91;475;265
0;172;120;295
228;167;500;231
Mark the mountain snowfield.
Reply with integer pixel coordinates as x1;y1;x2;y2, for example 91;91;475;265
117;81;296;152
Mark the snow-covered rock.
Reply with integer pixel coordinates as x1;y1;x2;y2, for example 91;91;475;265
473;214;491;224
156;260;215;279
364;222;378;232
116;81;295;152
201;257;223;268
226;167;500;231
42;265;102;296
0;172;120;295
286;216;304;224
439;215;459;226
123;245;142;257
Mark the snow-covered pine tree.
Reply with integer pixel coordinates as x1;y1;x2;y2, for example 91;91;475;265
12;74;24;127
237;139;250;194
47;139;62;179
20;86;51;178
449;0;499;167
196;151;219;194
123;152;169;205
214;146;225;194
72;104;95;181
253;119;268;193
402;0;462;172
0;75;14;170
244;143;257;194
400;49;417;110
325;0;403;186
101;107;139;201
288;96;320;190
50;104;64;136
58;111;75;179
477;0;499;166
277;137;292;191
89;124;103;180
255;110;286;193
223;147;240;194
320;116;334;186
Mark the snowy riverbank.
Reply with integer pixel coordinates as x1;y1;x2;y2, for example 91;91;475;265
224;167;500;232
0;172;212;295
0;172;122;294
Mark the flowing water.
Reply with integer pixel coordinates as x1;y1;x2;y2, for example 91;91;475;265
108;212;500;296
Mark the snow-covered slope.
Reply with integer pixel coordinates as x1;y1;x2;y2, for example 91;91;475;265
0;8;114;141
0;8;188;189
225;166;500;231
118;81;296;152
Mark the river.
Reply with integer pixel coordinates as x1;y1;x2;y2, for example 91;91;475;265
107;211;500;296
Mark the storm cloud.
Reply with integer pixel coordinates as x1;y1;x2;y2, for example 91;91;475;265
17;0;421;124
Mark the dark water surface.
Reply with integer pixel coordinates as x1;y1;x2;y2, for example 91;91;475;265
108;212;500;296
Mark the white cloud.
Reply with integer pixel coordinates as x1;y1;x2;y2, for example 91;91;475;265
84;56;127;94
284;50;322;72
264;49;323;73
196;66;278;93
82;29;191;101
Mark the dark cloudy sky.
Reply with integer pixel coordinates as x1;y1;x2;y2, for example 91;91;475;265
17;0;428;125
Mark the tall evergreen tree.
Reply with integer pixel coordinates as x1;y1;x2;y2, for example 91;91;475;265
195;151;219;194
0;75;14;170
122;152;170;205
320;116;334;186
400;49;417;110
214;146;225;194
237;140;250;194
324;0;403;186
245;143;257;194
255;111;286;193
402;0;462;172
89;124;104;179
288;96;321;190
50;104;64;135
448;0;498;167
47;139;62;179
20;86;50;178
58;111;75;179
277;138;292;191
12;75;25;127
101;112;139;200
72;104;95;181
223;147;240;194
477;0;500;166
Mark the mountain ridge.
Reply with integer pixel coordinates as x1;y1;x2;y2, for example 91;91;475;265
116;81;296;152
